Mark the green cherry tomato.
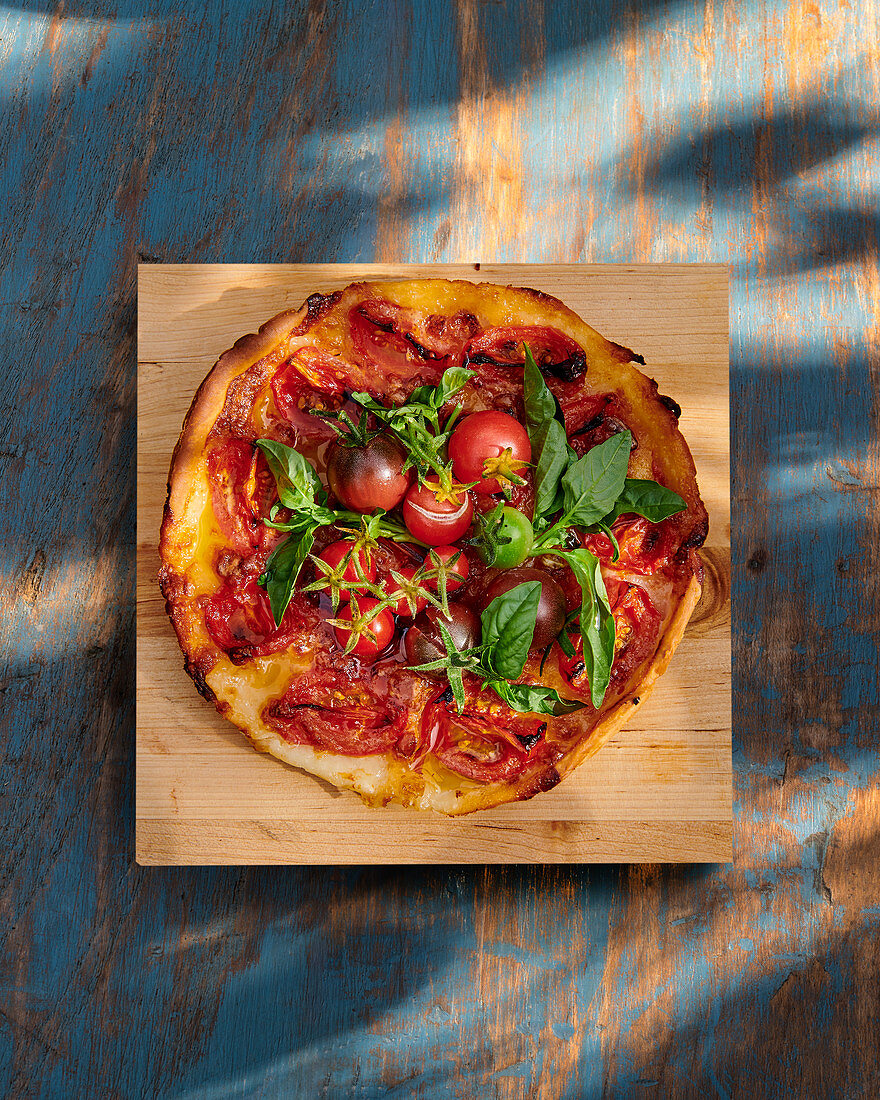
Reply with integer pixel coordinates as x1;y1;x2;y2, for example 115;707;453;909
483;506;534;568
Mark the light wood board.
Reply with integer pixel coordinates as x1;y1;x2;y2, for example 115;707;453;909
136;263;731;865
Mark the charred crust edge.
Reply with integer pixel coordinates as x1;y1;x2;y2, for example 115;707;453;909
302;290;342;330
518;765;562;800
681;515;709;551
658;392;682;419
184;654;216;702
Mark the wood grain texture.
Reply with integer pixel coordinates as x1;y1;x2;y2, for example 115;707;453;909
136;263;731;865
1;1;878;1096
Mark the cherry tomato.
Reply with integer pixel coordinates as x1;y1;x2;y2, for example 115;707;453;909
449;410;532;494
327;434;412;513
404;603;480;666
333;598;395;657
480;506;534;568
425;546;470;592
388;565;430;618
483;567;566;651
317;540;377;583
402;482;474;545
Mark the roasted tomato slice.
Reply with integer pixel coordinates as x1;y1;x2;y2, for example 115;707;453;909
266;667;405;754
580;515;676;574
271;350;345;443
349;300;452;380
429;706;547;783
465;326;587;381
203;576;277;652
207;441;280;555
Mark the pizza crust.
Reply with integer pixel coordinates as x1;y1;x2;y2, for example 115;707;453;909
159;279;706;816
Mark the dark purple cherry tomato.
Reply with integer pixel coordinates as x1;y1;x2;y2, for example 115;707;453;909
483;566;566;651
327;434;412;513
404;603;480;666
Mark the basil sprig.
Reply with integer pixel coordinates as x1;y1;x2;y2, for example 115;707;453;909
348;366;474;490
520;345;688;708
255;439;429;627
523;346;573;523
410;582;584;717
255;439;339;624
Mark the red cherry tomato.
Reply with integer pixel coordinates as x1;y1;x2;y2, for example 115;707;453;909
424;545;469;592
318;540;377;583
448;410;532;494
402;483;474;545
388;565;430;618
333;598;395;657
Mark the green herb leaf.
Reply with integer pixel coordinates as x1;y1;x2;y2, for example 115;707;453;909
522;346;571;521
531;416;570;520
489;679;585;716
436;620;468;712
555;547;615;709
610;478;687;523
559;431;632;527
597;520;620;561
433;365;474;406
523;345;558;430
480;581;541;680
259;521;319;626
256;438;328;514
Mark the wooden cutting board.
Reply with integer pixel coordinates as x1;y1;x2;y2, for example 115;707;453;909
136;263;731;865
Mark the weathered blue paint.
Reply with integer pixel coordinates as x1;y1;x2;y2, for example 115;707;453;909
1;1;878;1097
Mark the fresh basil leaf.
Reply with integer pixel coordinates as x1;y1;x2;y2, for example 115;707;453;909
256;438;328;513
434;366;474;406
259;522;318;626
489;679;584;716
523;345;558;431
522;346;571;521
610;478;687;523
532;415;570;520
560;431;631;527
556;628;577;659
597;520;620;562
481;581;541;680
556;548;615;709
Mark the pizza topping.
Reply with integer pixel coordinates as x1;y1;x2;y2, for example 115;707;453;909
267;664;406;754
482;567;566;652
346;366;474;491
409;581;583;717
271;353;348;442
402;480;474;545
448;410;532;495
203;576;277;651
403;602;480;667
465;325;588;381
350;300;455;378
325;431;412;513
207;441;269;556
472;504;534;568
331;597;396;657
423;545;469;593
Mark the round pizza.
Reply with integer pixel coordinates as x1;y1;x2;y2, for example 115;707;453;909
159;279;708;815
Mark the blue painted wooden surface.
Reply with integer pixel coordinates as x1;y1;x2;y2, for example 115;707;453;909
1;1;878;1096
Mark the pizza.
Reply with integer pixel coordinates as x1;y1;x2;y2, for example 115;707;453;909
158;278;707;815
